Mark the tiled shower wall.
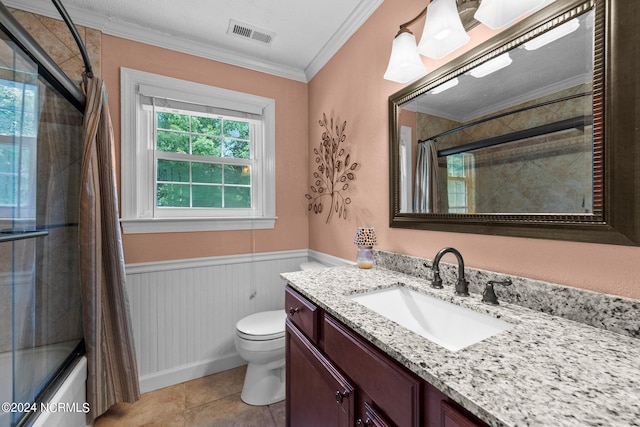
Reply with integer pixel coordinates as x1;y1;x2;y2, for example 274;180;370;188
8;7;101;81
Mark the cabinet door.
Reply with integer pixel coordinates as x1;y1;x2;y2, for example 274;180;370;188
357;401;394;427
442;401;484;427
323;315;421;426
424;382;488;427
286;319;355;427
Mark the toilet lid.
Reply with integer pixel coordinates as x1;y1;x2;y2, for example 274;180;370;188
236;310;286;340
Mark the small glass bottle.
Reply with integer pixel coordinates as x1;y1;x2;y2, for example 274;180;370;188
356;245;374;269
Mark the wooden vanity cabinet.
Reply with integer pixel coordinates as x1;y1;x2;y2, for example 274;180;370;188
285;285;488;427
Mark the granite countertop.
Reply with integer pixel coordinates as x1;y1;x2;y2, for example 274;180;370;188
281;266;640;427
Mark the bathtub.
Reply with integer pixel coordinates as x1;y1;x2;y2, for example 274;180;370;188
0;342;88;427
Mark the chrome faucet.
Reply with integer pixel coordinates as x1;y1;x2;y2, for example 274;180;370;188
430;247;469;296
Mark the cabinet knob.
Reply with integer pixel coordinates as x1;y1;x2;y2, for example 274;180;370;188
356;418;372;426
335;390;349;404
288;306;300;316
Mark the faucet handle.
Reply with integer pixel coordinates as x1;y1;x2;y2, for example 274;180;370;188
482;279;512;305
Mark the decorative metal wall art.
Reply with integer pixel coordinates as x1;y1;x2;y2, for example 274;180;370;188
306;113;359;223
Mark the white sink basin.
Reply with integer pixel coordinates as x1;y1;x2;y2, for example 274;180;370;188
349;286;513;351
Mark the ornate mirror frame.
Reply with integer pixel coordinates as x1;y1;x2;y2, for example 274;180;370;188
389;0;640;246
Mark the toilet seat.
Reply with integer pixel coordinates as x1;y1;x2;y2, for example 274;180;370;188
236;310;286;341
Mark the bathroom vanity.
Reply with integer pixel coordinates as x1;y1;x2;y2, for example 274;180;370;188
282;263;640;426
286;285;485;426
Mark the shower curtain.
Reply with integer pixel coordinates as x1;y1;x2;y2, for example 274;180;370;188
79;77;140;420
414;139;440;213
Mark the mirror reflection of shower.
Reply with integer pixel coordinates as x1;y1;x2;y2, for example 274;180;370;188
397;10;595;215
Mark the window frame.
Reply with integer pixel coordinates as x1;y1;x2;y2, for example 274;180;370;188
446;153;475;214
120;68;276;234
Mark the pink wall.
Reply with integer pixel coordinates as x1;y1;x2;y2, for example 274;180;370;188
308;0;640;300
101;35;310;264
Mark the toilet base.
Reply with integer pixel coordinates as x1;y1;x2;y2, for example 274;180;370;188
240;360;285;406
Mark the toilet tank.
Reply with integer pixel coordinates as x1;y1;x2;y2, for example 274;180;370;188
300;261;327;271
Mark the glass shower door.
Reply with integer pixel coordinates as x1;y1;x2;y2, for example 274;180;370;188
1;25;84;427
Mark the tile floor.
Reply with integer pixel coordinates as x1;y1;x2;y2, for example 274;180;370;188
94;365;286;427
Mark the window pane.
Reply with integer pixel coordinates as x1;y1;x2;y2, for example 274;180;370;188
192;162;221;183
223;138;250;159
157;112;189;131
157;159;189;182
157;130;189;153
447;154;464;177
224;186;251;208
192;136;221;156
223;120;250;139
449;180;463;192
224;165;250;185
157;183;190;207
193;185;222;207
192;116;221;136
0;80;38;137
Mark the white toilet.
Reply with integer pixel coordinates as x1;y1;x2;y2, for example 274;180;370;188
235;260;326;406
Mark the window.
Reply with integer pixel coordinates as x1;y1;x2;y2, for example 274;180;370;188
446;153;474;213
120;68;276;233
0;77;38;226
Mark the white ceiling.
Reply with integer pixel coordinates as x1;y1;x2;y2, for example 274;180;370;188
404;10;593;123
6;0;383;82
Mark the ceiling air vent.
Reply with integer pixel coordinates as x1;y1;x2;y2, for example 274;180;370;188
227;20;275;45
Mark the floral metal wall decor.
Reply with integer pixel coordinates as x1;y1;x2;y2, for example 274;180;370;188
305;113;359;223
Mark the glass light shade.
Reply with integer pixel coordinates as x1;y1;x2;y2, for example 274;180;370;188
474;0;549;30
469;52;512;78
417;0;470;59
384;31;427;83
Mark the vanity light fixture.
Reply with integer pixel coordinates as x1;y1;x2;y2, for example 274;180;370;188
384;0;554;84
523;18;580;50
468;52;512;77
430;77;459;93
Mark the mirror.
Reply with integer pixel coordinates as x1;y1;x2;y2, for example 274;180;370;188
389;0;640;246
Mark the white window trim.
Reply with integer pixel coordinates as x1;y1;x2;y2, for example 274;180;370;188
120;68;276;234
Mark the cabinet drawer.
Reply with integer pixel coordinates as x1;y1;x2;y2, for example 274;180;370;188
323;315;421;427
285;286;319;343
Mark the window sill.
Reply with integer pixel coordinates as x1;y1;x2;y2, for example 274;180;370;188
120;217;276;234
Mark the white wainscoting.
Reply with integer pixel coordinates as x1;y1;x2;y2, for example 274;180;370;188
125;249;347;393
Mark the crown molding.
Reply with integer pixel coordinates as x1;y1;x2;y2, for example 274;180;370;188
304;0;384;81
5;0;383;83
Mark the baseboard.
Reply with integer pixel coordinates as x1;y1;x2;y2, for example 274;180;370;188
139;354;246;393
